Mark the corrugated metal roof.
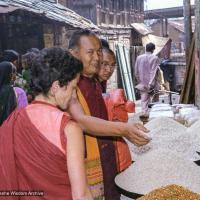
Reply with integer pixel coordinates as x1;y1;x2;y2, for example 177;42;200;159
0;3;17;13
0;0;99;30
168;19;195;33
131;23;153;35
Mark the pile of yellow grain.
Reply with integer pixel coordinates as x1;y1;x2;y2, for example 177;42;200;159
138;184;200;200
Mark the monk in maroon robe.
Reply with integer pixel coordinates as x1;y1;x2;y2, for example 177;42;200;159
69;30;121;200
78;75;120;199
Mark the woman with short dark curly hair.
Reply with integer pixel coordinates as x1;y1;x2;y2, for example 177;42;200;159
0;47;93;200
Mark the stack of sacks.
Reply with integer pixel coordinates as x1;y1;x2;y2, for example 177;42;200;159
172;104;195;113
149;104;174;119
181;109;200;127
173;105;200;126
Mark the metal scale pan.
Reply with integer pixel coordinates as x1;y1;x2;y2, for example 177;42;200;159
116;183;143;199
115;172;144;199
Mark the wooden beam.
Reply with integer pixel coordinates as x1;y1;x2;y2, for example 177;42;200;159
144;5;195;19
164;18;168;37
160;18;164;37
183;0;192;66
180;33;195;103
195;0;200;107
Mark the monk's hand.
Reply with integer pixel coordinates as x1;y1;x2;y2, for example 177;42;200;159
124;122;151;146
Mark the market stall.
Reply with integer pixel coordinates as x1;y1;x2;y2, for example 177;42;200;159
116;103;200;199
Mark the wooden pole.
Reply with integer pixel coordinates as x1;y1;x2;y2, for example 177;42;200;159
164;18;168;37
180;34;195;103
183;0;192;65
160;18;164;37
195;0;200;107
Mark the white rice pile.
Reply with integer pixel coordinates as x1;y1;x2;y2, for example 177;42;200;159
145;117;186;131
188;119;200;133
120;195;134;200
180;119;200;160
115;149;200;195
167;131;200;161
128;112;142;123
128;117;186;161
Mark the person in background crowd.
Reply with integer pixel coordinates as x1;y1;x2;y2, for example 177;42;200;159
100;39;110;49
0;47;93;200
0;50;19;67
27;47;40;54
0;49;26;90
1;49;22;85
135;42;161;115
22;49;40;102
0;49;28;106
12;64;28;108
68;30;150;200
0;61;17;126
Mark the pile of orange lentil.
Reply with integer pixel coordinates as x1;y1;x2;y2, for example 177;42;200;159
138;184;200;200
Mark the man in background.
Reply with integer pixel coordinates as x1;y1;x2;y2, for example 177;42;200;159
135;42;160;114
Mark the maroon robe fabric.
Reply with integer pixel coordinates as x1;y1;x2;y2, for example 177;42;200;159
0;108;72;200
100;81;107;93
78;75;120;200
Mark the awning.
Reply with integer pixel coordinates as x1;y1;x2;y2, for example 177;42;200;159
142;34;172;58
131;23;153;36
0;0;99;30
0;2;18;13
